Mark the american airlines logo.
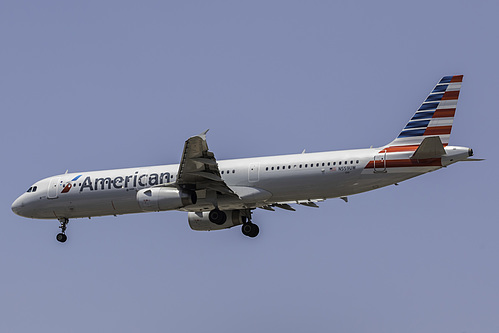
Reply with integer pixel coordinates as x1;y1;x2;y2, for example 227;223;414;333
61;175;81;193
60;172;172;193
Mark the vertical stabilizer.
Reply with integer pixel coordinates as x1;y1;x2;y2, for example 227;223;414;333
387;75;463;148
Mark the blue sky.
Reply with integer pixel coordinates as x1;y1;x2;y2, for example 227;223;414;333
1;1;497;332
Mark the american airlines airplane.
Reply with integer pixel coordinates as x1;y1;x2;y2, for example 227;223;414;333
12;75;480;242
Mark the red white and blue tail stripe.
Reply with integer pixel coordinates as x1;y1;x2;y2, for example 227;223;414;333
386;75;463;149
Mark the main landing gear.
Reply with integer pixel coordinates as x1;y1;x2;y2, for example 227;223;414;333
241;214;259;238
208;208;260;238
56;218;69;243
241;222;259;238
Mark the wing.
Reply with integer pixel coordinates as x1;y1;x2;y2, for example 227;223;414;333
176;130;237;196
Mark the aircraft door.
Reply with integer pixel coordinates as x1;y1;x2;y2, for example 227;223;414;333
48;177;60;199
373;150;387;173
248;163;260;182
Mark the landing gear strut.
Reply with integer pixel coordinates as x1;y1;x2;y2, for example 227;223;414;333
241;212;259;238
56;218;69;243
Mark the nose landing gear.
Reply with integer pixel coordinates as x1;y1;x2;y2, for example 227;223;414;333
56;218;69;243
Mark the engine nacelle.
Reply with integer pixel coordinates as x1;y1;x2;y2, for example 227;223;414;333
137;187;196;211
188;210;244;231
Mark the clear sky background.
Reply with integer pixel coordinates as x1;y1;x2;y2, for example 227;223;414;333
1;1;497;332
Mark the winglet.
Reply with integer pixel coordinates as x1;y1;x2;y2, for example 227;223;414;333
200;129;209;136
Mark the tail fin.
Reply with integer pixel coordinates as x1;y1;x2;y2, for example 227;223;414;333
386;75;463;148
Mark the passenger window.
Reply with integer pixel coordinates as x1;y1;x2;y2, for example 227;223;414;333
339;161;341;165
327;162;330;166
356;160;359;164
266;167;268;171
221;171;224;174
299;165;302;168
305;164;308;167
333;162;336;165
232;170;235;173
277;166;280;170
288;165;291;169
271;167;274;170
316;163;319;167
350;161;353;164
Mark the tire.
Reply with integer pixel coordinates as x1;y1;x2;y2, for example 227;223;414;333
56;233;67;243
242;223;252;236
248;224;259;238
242;223;259;238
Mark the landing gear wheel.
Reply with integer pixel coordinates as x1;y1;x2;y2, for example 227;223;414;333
57;218;69;243
242;223;259;238
56;233;67;243
209;209;227;225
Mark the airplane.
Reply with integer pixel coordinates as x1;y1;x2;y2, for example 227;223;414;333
11;75;480;242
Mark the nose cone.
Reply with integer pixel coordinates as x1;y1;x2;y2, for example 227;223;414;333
11;196;25;216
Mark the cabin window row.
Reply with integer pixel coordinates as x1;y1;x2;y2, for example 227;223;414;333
220;170;236;175
265;160;360;171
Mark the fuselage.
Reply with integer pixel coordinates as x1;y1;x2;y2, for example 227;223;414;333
11;145;472;221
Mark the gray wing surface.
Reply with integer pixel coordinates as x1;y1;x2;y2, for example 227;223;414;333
176;130;238;196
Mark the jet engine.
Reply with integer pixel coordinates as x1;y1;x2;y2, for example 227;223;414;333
137;187;196;211
188;210;244;231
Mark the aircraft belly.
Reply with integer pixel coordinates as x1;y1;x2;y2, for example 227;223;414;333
354;166;441;195
257;168;362;202
51;190;140;219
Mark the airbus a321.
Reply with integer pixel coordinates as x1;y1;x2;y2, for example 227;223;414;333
12;75;479;242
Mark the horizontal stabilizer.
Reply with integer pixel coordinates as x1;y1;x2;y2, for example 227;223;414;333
411;136;446;159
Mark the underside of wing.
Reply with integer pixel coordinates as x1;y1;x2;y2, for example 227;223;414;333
259;198;327;211
176;130;238;197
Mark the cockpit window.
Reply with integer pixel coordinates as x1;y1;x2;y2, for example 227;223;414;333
26;186;37;193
